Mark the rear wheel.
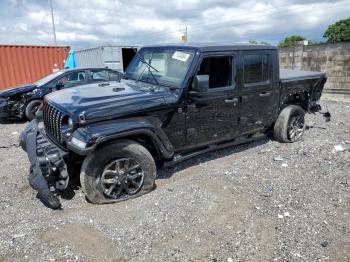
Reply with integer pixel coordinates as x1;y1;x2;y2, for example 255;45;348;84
80;139;156;204
274;105;305;143
25;100;42;120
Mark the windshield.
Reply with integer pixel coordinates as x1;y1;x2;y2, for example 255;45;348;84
124;48;195;86
35;70;65;86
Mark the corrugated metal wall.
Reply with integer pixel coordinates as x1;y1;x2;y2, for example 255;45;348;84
75;46;137;71
75;46;105;68
0;45;70;90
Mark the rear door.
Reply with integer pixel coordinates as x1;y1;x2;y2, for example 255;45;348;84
239;51;278;134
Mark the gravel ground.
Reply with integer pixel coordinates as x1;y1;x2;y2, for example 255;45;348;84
0;100;349;262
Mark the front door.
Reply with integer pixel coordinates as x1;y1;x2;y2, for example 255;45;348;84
239;51;278;134
50;70;88;89
185;54;240;149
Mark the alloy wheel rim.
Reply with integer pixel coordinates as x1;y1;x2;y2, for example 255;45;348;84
31;103;41;117
100;158;144;199
288;115;305;142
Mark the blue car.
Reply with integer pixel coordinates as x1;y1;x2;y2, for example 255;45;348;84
0;67;123;120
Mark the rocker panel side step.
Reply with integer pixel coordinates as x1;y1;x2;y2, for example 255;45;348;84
163;133;266;167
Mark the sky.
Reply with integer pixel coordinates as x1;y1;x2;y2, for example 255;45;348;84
0;0;349;49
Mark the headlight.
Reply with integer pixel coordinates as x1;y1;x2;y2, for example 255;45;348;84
68;118;74;129
61;117;74;138
31;88;40;95
71;137;87;149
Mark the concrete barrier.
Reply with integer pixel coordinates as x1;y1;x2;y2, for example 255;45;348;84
279;42;350;101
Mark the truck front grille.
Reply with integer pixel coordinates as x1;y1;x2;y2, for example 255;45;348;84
43;102;64;143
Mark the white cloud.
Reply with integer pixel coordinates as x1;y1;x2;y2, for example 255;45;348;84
0;0;348;48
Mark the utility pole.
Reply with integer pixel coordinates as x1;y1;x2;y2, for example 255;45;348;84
181;26;188;42
49;0;57;45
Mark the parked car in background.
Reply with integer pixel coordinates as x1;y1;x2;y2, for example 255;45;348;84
0;67;123;120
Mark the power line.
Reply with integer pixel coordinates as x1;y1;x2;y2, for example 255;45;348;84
144;0;350;42
142;4;292;40
144;5;309;40
142;3;306;39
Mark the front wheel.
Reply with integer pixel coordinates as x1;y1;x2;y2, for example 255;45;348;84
80;139;156;204
25;100;42;120
273;105;306;143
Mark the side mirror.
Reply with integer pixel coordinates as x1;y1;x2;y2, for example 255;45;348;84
56;82;64;90
192;75;209;93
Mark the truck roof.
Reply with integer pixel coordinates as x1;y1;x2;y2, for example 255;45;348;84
142;42;277;52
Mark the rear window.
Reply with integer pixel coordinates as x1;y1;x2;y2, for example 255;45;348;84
244;54;269;84
109;71;122;81
90;70;109;81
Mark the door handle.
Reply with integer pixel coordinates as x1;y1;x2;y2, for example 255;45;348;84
224;98;238;104
259;92;271;97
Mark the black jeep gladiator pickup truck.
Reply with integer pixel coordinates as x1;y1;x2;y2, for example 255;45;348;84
20;43;327;209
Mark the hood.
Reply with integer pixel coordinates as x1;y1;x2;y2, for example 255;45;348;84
0;84;37;98
46;80;179;121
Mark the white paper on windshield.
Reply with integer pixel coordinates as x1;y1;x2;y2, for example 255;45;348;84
172;51;190;62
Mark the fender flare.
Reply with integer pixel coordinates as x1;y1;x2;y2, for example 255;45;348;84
67;116;174;159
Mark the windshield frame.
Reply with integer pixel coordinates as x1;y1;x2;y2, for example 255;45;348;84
35;70;65;86
124;47;196;88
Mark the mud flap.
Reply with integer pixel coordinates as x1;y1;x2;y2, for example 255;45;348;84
20;120;62;209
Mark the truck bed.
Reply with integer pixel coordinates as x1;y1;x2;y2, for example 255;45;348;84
280;69;326;82
279;68;327;111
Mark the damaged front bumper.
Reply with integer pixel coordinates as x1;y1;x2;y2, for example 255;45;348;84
0;97;25;119
0;97;10;118
19;119;69;209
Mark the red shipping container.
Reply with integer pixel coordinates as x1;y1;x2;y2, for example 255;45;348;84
0;45;70;90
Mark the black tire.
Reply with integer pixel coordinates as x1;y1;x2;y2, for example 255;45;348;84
80;139;156;204
273;105;306;143
25;100;42;120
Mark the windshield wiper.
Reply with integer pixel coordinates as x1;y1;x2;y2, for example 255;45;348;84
138;59;159;86
140;59;159;72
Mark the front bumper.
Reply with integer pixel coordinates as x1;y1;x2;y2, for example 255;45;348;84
20;119;69;209
0;97;10;118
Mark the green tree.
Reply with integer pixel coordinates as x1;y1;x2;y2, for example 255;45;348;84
260;41;271;46
323;17;350;43
308;40;324;45
248;40;258;44
278;35;305;48
249;40;271;46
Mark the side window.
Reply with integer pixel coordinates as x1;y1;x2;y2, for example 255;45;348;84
108;70;122;81
197;56;233;89
53;71;86;87
244;54;269;85
90;70;109;81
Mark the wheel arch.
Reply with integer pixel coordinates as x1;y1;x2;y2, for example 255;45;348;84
67;117;174;160
95;131;169;161
280;91;310;111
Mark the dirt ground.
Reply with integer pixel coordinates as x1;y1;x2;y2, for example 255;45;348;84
0;100;349;262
